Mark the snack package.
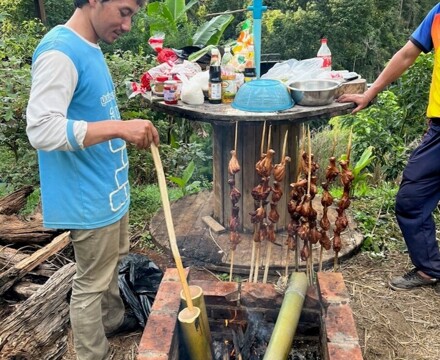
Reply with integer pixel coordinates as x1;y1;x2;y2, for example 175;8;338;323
230;20;254;72
148;33;165;53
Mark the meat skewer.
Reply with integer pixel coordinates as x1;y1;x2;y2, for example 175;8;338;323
263;130;289;283
333;128;353;271
249;121;267;283
228;121;241;282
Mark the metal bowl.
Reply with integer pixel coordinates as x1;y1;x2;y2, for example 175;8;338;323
288;80;340;106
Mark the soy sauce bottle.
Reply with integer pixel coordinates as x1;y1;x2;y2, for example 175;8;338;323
208;48;222;104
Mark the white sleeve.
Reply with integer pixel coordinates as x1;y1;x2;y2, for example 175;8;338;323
26;50;88;151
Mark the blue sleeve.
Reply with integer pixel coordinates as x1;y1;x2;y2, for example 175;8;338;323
66;119;81;150
410;4;440;53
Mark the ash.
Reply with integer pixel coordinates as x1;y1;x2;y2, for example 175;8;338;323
211;312;321;360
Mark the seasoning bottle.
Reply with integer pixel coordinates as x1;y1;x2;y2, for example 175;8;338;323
153;75;168;96
163;80;178;105
317;38;332;71
208;48;222;104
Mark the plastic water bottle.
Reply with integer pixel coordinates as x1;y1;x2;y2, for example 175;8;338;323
221;46;236;103
317;38;332;71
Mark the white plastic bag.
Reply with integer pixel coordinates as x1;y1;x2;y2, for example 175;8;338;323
180;74;205;105
262;57;325;84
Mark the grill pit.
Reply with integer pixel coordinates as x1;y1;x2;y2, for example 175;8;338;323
137;270;363;360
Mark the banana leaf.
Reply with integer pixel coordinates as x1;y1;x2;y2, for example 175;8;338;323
192;14;234;46
166;0;199;23
147;2;176;35
187;45;215;62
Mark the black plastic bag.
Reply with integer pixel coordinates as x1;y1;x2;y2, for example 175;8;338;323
118;253;163;328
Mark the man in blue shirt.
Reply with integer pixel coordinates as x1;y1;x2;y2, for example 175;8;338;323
26;1;159;359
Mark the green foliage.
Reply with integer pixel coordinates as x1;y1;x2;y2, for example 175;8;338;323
146;0;233;48
168;160;198;195
335;91;409;182
351;183;401;255
129;183;182;229
349;146;375;196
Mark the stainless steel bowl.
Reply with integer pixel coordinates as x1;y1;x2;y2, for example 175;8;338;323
288;80;340;106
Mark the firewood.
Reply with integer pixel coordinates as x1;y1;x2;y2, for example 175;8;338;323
0;232;70;295
0;185;33;215
0;213;58;245
0;263;75;359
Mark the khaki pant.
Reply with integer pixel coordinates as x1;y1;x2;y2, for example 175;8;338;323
69;214;129;360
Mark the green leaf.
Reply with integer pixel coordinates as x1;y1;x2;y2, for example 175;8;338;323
147;2;176;35
168;176;185;188
165;0;185;21
187;44;215;62
192;14;234;46
182;160;195;184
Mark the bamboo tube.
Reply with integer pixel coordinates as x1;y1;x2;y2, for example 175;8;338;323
229;250;234;282
151;144;212;360
180;285;212;345
263;272;308;360
178;307;212;359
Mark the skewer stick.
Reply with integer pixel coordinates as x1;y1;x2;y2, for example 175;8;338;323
253;242;261;283
234;121;239;152
267;125;272;153
319;246;324;272
347;126;353;163
229;250;234;282
281;130;289;160
285;243;290;277
263;241;273;283
249;223;258;282
260;121;266;157
307;126;313;284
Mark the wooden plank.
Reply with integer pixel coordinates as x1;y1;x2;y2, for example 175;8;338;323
0;231;70;295
0;263;75;358
202;216;226;234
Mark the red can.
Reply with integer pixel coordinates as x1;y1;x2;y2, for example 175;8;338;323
163;80;178;105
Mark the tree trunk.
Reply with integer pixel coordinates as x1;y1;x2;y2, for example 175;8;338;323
0;262;76;360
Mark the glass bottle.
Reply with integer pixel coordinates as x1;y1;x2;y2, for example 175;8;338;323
208;48;222;104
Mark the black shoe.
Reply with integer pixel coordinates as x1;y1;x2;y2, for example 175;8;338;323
105;311;140;338
388;268;438;291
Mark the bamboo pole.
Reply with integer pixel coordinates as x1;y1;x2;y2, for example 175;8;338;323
262;272;308;360
229;121;239;283
151;144;212;360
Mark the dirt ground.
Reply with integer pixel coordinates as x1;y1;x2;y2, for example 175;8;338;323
60;244;440;360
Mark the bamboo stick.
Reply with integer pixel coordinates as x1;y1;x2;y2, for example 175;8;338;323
262;241;272;283
151;144;212;359
229;250;234;282
263;272;308;360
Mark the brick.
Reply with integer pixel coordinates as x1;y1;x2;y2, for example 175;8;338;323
325;304;359;343
317;272;350;304
151;282;183;314
327;343;363;360
138;312;178;356
162;268;189;282
241;282;283;308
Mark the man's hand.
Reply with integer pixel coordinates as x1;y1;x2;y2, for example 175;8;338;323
120;119;160;149
337;93;372;114
83;119;160;149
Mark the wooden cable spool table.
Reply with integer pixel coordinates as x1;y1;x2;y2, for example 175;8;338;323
144;93;364;273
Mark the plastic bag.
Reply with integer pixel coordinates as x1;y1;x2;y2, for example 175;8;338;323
118;253;163;328
180;73;205;105
262;57;325;84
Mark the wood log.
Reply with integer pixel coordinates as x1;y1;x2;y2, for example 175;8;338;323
0;245;28;268
12;281;43;299
0;232;70;295
0;185;33;215
0;262;76;360
0;213;58;245
1;246;59;278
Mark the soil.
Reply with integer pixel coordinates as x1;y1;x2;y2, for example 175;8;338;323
60;242;440;360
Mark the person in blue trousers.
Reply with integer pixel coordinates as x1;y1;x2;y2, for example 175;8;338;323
338;4;440;293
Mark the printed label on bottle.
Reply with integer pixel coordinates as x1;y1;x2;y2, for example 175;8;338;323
209;82;222;101
319;55;332;70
